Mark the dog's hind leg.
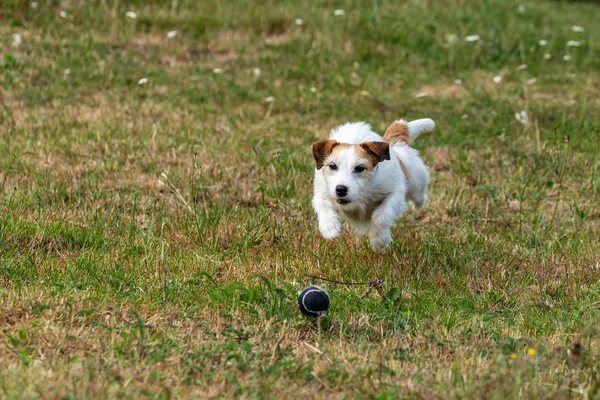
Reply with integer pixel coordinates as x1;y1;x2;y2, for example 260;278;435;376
409;191;427;209
405;157;430;209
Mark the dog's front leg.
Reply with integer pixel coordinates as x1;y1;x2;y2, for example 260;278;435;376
368;193;407;251
312;174;342;239
313;195;342;239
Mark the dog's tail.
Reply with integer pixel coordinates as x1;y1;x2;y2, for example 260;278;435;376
407;118;435;141
383;118;435;145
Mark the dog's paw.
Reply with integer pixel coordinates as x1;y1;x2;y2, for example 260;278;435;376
368;229;392;252
319;218;341;240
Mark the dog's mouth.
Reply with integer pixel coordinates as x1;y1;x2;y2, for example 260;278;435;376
336;199;351;205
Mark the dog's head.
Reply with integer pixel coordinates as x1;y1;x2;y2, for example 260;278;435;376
311;140;390;207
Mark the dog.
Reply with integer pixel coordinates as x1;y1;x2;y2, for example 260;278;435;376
311;118;435;251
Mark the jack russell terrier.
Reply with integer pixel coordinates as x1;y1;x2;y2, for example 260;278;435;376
311;118;435;251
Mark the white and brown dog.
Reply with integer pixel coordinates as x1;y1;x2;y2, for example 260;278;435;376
311;118;435;251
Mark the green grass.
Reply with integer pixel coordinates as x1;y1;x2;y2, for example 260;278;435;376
1;0;600;398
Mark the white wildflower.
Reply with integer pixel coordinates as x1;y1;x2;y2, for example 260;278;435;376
334;9;345;16
253;68;261;76
265;96;275;102
212;68;223;74
125;11;137;19
64;68;71;75
416;92;429;98
30;2;38;8
310;87;317;93
454;79;462;85
538;39;548;46
515;111;529;126
493;76;502;83
562;55;571;61
295;19;303;26
59;10;67;18
567;41;581;47
544;53;552;59
137;78;148;85
167;30;178;39
464;35;480;42
571;25;584;33
517;64;527;70
12;33;21;48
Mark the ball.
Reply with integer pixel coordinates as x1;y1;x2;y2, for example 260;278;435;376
298;285;330;317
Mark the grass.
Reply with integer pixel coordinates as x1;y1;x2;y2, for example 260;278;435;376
1;0;600;398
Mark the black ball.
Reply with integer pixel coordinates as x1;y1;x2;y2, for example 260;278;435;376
298;286;330;317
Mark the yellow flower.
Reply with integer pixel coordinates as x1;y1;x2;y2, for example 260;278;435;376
511;353;518;359
465;359;470;365
527;348;536;356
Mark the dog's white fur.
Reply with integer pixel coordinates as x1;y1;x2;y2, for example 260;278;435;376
312;118;435;251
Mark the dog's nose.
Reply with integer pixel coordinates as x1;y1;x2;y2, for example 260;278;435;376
335;185;348;197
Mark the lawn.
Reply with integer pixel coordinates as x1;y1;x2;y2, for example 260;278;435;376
1;0;600;398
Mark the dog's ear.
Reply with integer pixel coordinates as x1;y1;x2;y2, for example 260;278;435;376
311;140;339;170
360;141;390;164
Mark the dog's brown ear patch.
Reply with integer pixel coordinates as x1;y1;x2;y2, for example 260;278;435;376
312;140;339;169
383;120;410;145
360;141;390;164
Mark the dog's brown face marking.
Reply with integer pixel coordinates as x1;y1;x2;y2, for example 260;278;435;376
383;121;410;145
348;146;376;171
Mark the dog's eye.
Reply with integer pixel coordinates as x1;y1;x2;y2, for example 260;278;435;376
353;165;365;173
328;162;338;171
